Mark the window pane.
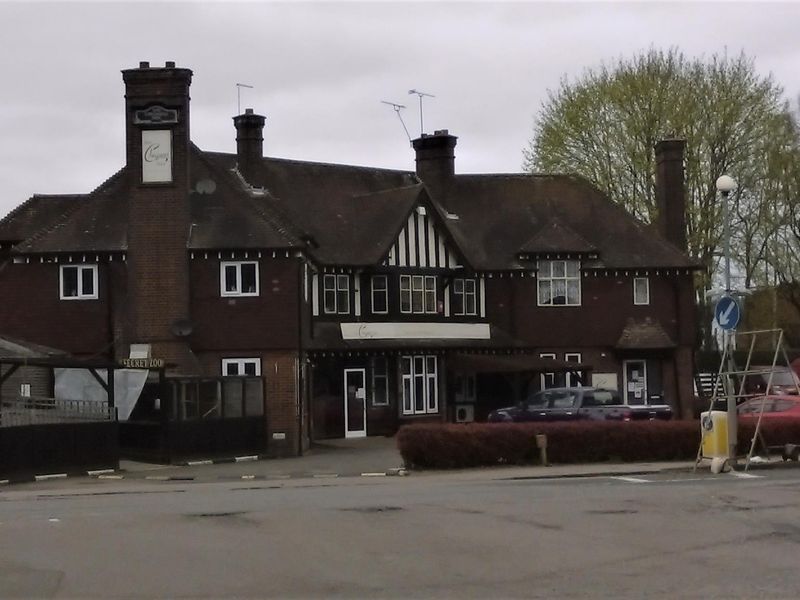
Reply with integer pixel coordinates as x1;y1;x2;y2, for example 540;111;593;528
412;288;424;312
403;377;412;413
414;375;425;412
465;279;476;294
62;267;78;297
81;267;95;296
243;361;257;376
454;279;463;294
452;290;464;315
465;293;476;315
566;260;579;277
225;265;238;292
240;263;257;293
225;362;239;376
425;287;436;313
567;280;580;304
538;280;551;305
427;377;437;412
553;261;566;277
244;379;264;416
426;356;436;374
223;379;243;418
337;288;350;313
401;357;412;375
324;289;337;313
553;280;567;304
324;274;336;292
337;274;350;292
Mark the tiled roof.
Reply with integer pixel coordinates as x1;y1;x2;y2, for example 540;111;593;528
434;174;697;270
2;145;697;272
616;317;676;349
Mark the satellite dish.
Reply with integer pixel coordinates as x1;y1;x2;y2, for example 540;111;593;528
171;319;194;337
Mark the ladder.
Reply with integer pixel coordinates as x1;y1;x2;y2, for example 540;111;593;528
694;328;798;471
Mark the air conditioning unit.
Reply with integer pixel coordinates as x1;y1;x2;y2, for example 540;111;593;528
455;404;475;423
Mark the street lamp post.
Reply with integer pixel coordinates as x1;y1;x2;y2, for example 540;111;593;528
716;174;737;462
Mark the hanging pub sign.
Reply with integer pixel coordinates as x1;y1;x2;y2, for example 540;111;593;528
141;129;172;183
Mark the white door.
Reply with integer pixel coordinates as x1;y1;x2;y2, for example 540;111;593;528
344;368;367;438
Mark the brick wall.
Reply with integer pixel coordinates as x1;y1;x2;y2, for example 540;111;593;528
0;260;111;355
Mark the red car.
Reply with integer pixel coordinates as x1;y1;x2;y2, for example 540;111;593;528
737;395;800;420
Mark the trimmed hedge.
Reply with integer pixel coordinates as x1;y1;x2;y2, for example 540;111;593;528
396;420;800;470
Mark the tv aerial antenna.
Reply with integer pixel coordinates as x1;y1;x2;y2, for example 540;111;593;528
408;89;435;136
236;83;254;115
381;101;411;143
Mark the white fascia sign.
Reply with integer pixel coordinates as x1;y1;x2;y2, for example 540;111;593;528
340;322;491;340
142;129;172;183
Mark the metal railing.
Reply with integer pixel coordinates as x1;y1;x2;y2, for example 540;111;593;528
0;396;115;428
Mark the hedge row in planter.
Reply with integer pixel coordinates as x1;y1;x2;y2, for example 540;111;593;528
396;420;800;470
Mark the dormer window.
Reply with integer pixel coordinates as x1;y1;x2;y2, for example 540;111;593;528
537;259;581;306
221;261;259;297
60;264;98;300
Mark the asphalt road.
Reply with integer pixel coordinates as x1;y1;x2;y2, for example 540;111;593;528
1;467;798;599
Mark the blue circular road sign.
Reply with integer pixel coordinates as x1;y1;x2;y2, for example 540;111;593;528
714;295;741;331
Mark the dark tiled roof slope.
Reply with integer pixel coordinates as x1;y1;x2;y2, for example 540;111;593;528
0;194;84;244
188;148;301;250
203;152;418;265
435;174;696;270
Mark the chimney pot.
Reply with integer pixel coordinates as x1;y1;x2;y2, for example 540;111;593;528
245;108;254;115
412;130;458;192
165;61;175;68
139;61;150;69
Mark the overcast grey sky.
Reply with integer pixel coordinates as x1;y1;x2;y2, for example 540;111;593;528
1;1;798;218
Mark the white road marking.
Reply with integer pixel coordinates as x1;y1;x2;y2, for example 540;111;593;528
611;476;651;484
730;472;763;479
235;455;259;462
87;469;115;476
48;518;60;523
35;473;67;481
361;472;387;477
187;460;213;466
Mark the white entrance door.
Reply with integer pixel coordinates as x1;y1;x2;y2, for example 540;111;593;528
344;368;367;438
623;360;648;405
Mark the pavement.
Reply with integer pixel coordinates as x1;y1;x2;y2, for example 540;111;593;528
6;435;799;488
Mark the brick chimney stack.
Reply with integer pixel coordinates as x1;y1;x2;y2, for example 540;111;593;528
654;139;687;251
412;130;457;195
121;61;197;375
233;108;266;184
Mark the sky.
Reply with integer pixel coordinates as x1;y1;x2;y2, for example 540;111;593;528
1;1;799;218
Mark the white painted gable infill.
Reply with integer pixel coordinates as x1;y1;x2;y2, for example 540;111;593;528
384;206;461;268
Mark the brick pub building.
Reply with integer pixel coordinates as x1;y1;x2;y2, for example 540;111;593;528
0;63;698;458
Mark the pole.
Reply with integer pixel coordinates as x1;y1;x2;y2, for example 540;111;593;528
722;189;737;462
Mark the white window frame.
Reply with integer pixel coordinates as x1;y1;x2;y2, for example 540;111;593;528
453;278;477;316
537;259;581;306
400;274;437;314
221;358;262;377
401;355;438;415
59;264;98;300
220;261;259;297
323;273;350;314
371;275;388;315
633;277;650;306
565;352;582;388
371;356;389;406
539;353;557;389
20;383;31;398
